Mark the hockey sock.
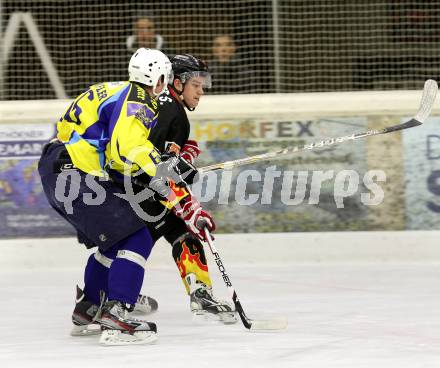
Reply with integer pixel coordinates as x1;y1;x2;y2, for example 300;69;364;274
108;227;153;305
172;235;212;294
83;248;117;305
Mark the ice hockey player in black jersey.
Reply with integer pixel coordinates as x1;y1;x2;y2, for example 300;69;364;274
68;53;231;344
142;54;237;324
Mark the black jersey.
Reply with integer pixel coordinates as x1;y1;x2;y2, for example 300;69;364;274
135;88;192;240
148;88;190;153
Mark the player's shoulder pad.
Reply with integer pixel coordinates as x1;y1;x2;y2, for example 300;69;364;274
157;91;182;121
126;83;151;103
127;83;158;111
157;89;175;107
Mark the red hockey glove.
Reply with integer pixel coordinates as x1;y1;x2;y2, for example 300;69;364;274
180;140;201;164
172;193;215;242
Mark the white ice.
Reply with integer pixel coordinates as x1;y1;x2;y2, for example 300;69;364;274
1;233;440;368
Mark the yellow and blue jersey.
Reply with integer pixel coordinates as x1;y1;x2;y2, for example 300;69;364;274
57;81;161;177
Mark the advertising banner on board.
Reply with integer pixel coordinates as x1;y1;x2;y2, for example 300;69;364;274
402;117;440;229
192;117;376;233
1;116;435;238
0;124;75;238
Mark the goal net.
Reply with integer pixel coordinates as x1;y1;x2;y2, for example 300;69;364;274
2;0;440;100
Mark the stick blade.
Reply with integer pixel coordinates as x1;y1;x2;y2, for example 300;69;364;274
249;317;288;331
414;79;438;123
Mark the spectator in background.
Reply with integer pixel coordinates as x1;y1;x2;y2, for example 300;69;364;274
126;12;176;58
208;34;252;94
112;12;176;82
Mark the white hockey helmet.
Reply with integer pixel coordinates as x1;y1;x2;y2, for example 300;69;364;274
128;48;173;95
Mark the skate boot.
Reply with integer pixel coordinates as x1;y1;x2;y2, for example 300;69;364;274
71;285;100;336
186;274;237;324
98;300;157;346
70;286;158;336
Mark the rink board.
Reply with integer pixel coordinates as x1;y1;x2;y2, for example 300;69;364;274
0;91;439;237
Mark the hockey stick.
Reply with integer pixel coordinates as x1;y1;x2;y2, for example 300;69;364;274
200;79;438;173
204;228;288;331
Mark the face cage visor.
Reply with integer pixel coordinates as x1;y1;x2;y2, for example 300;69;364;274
178;71;212;89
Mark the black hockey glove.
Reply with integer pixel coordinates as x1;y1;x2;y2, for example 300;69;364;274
175;156;199;185
157;152;199;187
157;152;186;187
132;153;188;202
120;153;196;203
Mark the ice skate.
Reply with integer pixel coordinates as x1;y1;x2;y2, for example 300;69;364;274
186;274;237;324
70;285;101;336
98;300;157;346
70;286;158;336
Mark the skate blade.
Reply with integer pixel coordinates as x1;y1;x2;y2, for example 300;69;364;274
70;324;101;336
99;330;157;346
192;311;238;325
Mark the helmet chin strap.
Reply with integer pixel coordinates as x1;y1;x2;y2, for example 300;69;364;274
170;82;195;111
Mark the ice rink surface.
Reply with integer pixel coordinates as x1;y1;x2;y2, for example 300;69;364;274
2;234;440;368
